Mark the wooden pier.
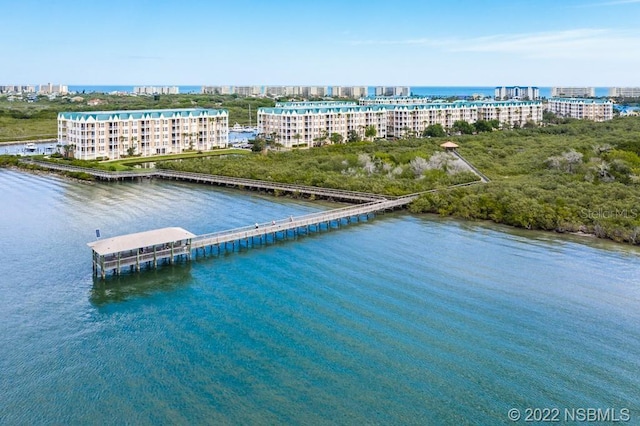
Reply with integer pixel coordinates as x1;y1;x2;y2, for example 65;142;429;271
88;197;416;279
22;159;386;202
16;159;485;279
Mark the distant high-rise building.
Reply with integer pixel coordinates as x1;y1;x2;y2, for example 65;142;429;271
551;87;595;98
331;86;368;98
495;86;539;100
374;86;410;97
608;87;640;97
0;85;37;94
133;86;179;95
38;83;68;95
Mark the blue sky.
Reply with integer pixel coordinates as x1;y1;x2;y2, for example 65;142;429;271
2;0;639;86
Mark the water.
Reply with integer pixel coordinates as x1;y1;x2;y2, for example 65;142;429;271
1;169;639;424
1;141;58;155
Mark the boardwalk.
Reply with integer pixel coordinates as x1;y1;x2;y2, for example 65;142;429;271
22;159;385;202
16;158;485;278
90;197;416;278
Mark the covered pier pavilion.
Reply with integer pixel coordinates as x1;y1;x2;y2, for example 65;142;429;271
88;227;196;279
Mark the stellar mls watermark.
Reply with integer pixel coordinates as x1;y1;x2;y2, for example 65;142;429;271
580;208;638;220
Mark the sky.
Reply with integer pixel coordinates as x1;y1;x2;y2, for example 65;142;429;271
1;0;640;86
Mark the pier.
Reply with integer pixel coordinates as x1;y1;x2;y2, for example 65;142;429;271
16;159;484;279
88;197;416;279
21;159;386;202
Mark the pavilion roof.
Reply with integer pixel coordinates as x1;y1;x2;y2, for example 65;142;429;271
87;227;196;256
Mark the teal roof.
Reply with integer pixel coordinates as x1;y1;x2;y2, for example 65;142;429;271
548;98;612;104
259;105;388;114
259;100;542;115
58;108;227;121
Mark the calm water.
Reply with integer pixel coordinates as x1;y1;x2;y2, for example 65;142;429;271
1;169;639;425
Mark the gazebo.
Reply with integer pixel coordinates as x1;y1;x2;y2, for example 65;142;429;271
440;141;459;151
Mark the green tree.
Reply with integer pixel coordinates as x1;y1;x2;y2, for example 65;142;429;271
347;130;361;143
365;125;377;141
423;124;446;138
452;120;474;135
329;133;344;144
473;120;493;133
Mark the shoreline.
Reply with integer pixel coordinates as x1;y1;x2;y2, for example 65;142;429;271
3;161;638;249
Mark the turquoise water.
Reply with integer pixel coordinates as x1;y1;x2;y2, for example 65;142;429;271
1;169;639;424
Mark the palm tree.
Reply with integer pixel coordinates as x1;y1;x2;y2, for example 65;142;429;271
293;133;302;147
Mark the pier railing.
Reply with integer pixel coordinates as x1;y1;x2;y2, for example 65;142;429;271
191;197;414;249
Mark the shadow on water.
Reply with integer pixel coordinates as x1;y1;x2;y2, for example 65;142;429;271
89;264;193;306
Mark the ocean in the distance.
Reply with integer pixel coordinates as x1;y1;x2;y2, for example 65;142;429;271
68;85;611;98
1;169;639;424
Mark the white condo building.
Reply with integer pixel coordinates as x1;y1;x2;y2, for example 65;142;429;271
258;104;388;148
608;87;640;97
495;86;540;100
39;83;68;94
551;87;595;97
133;86;179;95
546;98;613;121
374;86;410;97
360;96;432;105
58;108;228;160
0;85;36;94
331;86;368;98
258;100;543;147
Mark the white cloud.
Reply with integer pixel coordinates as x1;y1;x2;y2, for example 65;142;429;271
580;0;640;6
350;29;640;62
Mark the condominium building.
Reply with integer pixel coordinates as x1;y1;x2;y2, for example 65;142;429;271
276;101;357;108
258;100;543;146
264;86;330;98
235;86;262;96
258;104;388;148
359;96;432;105
551;87;595;98
331;86;368;98
495;86;539;100
133;86;179;95
0;85;36;94
374;86;410;97
201;85;261;96
201;85;233;95
608;87;640;97
58;108;228;160
39;83;68;94
546;98;613;121
385;100;543;137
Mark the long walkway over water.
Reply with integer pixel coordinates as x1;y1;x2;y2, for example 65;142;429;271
17;158;485;278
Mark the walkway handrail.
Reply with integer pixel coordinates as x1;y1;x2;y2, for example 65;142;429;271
156;169;387;200
451;151;491;183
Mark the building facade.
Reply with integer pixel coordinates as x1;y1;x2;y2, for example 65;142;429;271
374;86;410;97
133;86;179;95
546;98;613;121
331;86;368;98
39;83;68;94
495;86;540;100
360;96;432;105
608;87;640;97
0;85;36;94
551;87;595;97
258;100;543;146
58;108;228;160
258;104;388;148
